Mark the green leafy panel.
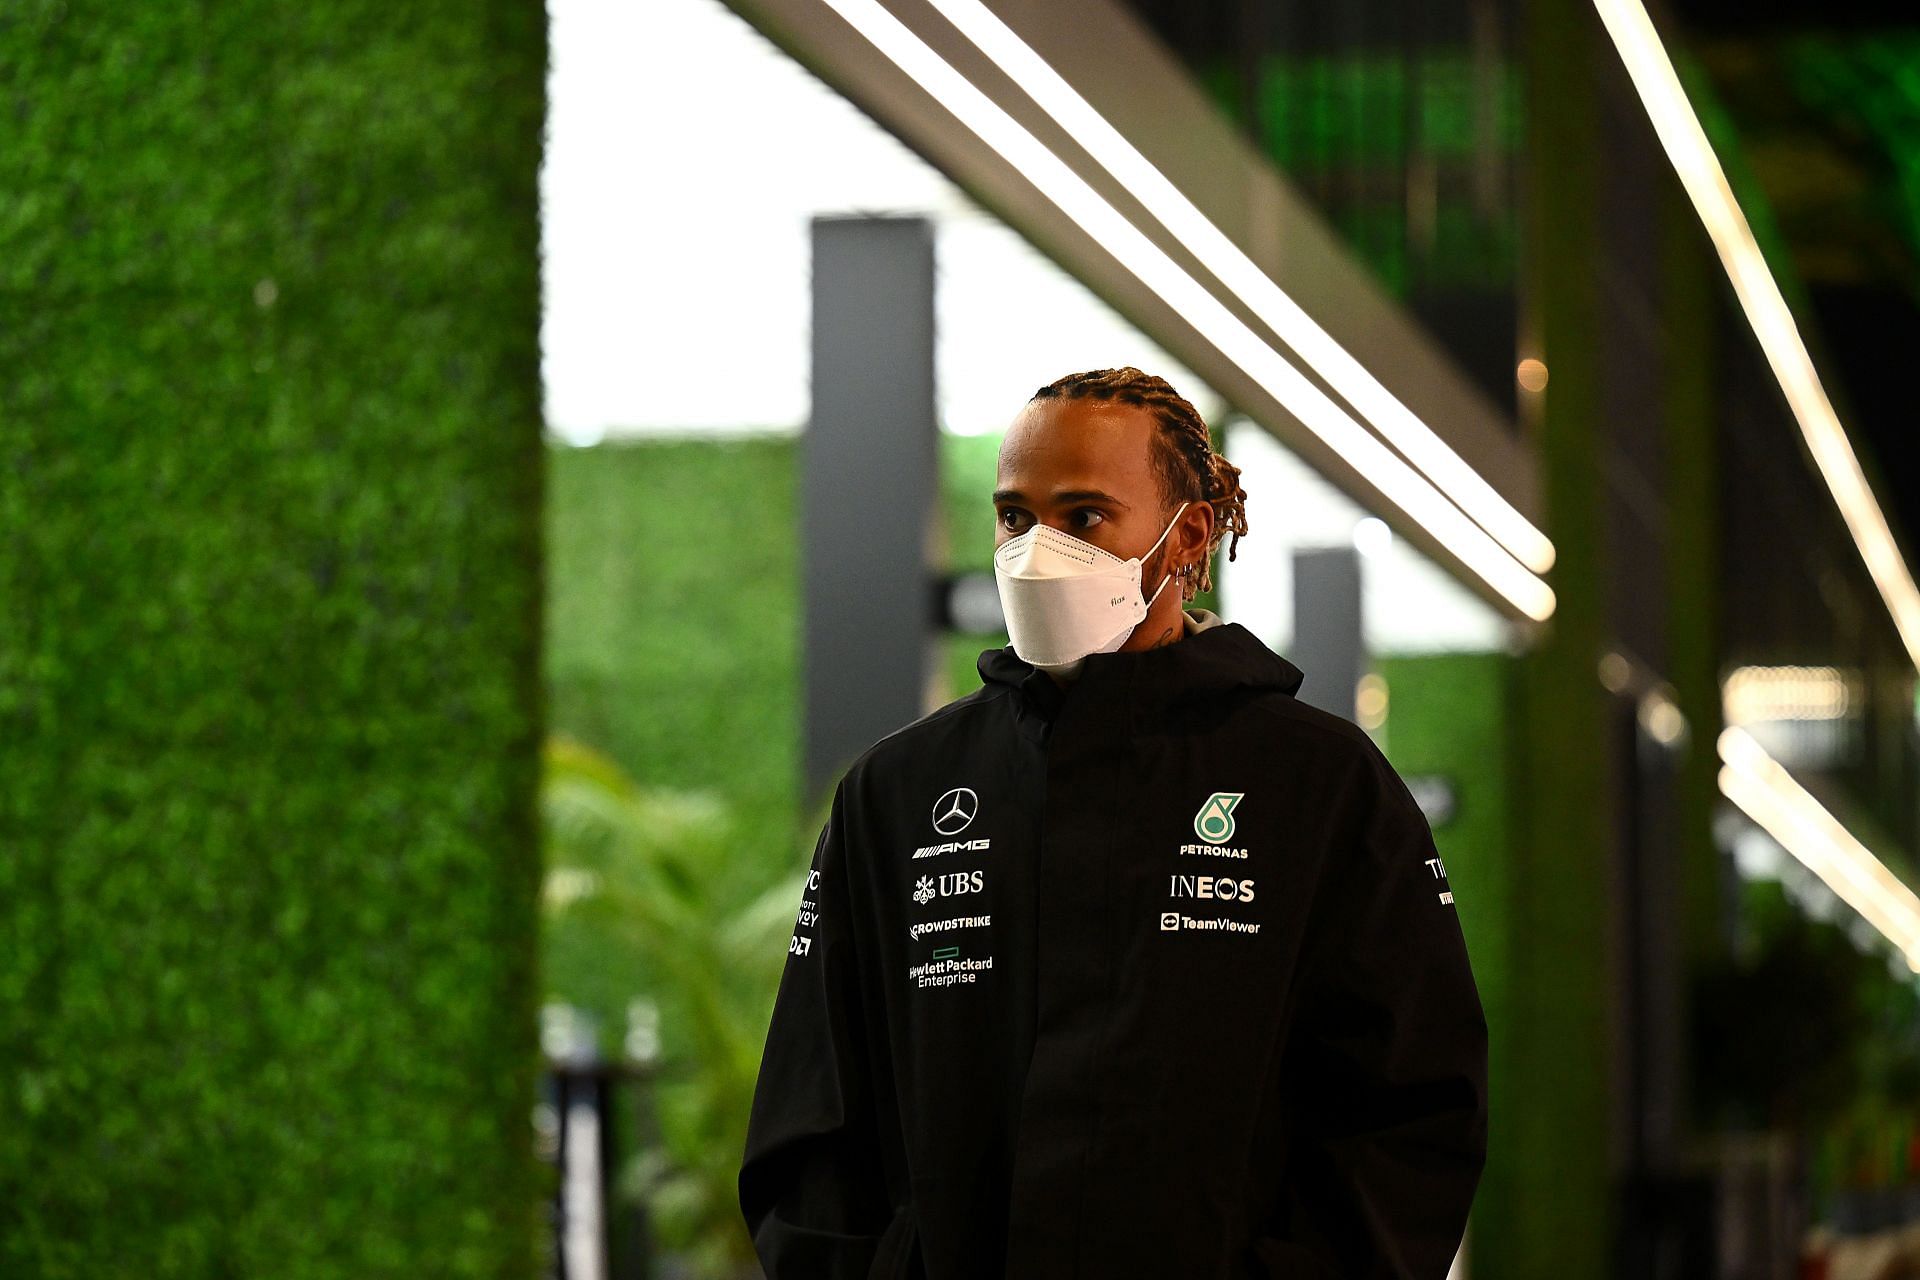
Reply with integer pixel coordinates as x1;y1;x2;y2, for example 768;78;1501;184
1373;652;1514;1007
1786;34;1920;278
0;2;548;1275
545;431;1024;843
1199;51;1524;295
547;438;802;843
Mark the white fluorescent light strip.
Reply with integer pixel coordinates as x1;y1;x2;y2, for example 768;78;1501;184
926;0;1555;577
1723;664;1853;724
819;0;1556;620
1720;767;1920;968
1718;726;1920;968
1595;0;1920;671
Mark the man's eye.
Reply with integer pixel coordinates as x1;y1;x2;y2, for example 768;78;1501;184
998;508;1029;532
1070;508;1105;530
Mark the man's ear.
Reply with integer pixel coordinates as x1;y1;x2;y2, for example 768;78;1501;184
1179;499;1215;566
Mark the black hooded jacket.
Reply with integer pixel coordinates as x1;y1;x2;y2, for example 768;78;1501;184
739;619;1488;1279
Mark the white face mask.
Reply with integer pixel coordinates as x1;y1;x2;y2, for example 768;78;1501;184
993;502;1189;673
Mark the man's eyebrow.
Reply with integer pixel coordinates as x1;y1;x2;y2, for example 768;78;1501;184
990;487;1130;508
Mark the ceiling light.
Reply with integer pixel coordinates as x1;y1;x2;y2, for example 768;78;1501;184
816;0;1556;620
1718;726;1920;969
1595;0;1920;671
926;0;1556;576
1723;664;1855;724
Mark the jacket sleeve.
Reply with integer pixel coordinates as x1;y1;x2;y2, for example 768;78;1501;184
738;782;900;1278
1252;741;1490;1280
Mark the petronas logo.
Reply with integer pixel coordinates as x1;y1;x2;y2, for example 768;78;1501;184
1193;792;1244;845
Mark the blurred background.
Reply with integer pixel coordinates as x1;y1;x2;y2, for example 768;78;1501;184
6;0;1920;1276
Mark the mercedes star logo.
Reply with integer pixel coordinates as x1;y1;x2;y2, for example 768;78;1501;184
930;787;979;836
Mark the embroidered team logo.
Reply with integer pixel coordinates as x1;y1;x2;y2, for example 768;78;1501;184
931;787;979;835
1193;792;1244;845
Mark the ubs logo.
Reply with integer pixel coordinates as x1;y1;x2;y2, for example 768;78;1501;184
913;870;985;905
931;787;979;835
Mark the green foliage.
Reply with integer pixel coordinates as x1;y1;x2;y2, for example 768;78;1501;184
1784;35;1920;289
940;431;1006;575
548;433;1017;815
1716;881;1920;1217
1697;886;1873;1128
540;736;805;1273
547;439;803;852
939;431;1011;699
0;1;548;1274
1690;880;1920;1131
1195;52;1523;294
543;435;1006;1272
1372;653;1514;974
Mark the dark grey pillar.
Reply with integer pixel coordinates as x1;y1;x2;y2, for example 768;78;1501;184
1291;546;1364;721
803;216;937;801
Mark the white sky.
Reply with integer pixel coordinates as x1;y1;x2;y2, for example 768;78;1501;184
538;0;1197;439
536;0;1508;652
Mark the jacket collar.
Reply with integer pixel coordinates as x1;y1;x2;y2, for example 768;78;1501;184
977;616;1304;726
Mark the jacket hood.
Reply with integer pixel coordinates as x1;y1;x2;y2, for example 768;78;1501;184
977;616;1305;722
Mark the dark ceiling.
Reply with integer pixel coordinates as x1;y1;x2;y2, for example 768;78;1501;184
1670;0;1918;36
1669;2;1920;552
1119;0;1920;551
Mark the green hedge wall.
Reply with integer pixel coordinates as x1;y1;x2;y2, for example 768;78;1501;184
548;439;803;845
547;434;1018;843
1371;653;1518;1280
0;3;548;1275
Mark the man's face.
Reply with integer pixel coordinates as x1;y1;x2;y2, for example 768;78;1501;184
992;397;1176;571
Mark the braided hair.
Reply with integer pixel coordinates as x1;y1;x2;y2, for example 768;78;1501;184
1029;367;1249;598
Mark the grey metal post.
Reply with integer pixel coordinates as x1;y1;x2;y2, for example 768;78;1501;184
803;216;937;802
1291;546;1364;721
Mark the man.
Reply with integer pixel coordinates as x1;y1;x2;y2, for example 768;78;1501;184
739;367;1488;1279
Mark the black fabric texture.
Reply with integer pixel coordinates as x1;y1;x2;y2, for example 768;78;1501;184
740;622;1488;1279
